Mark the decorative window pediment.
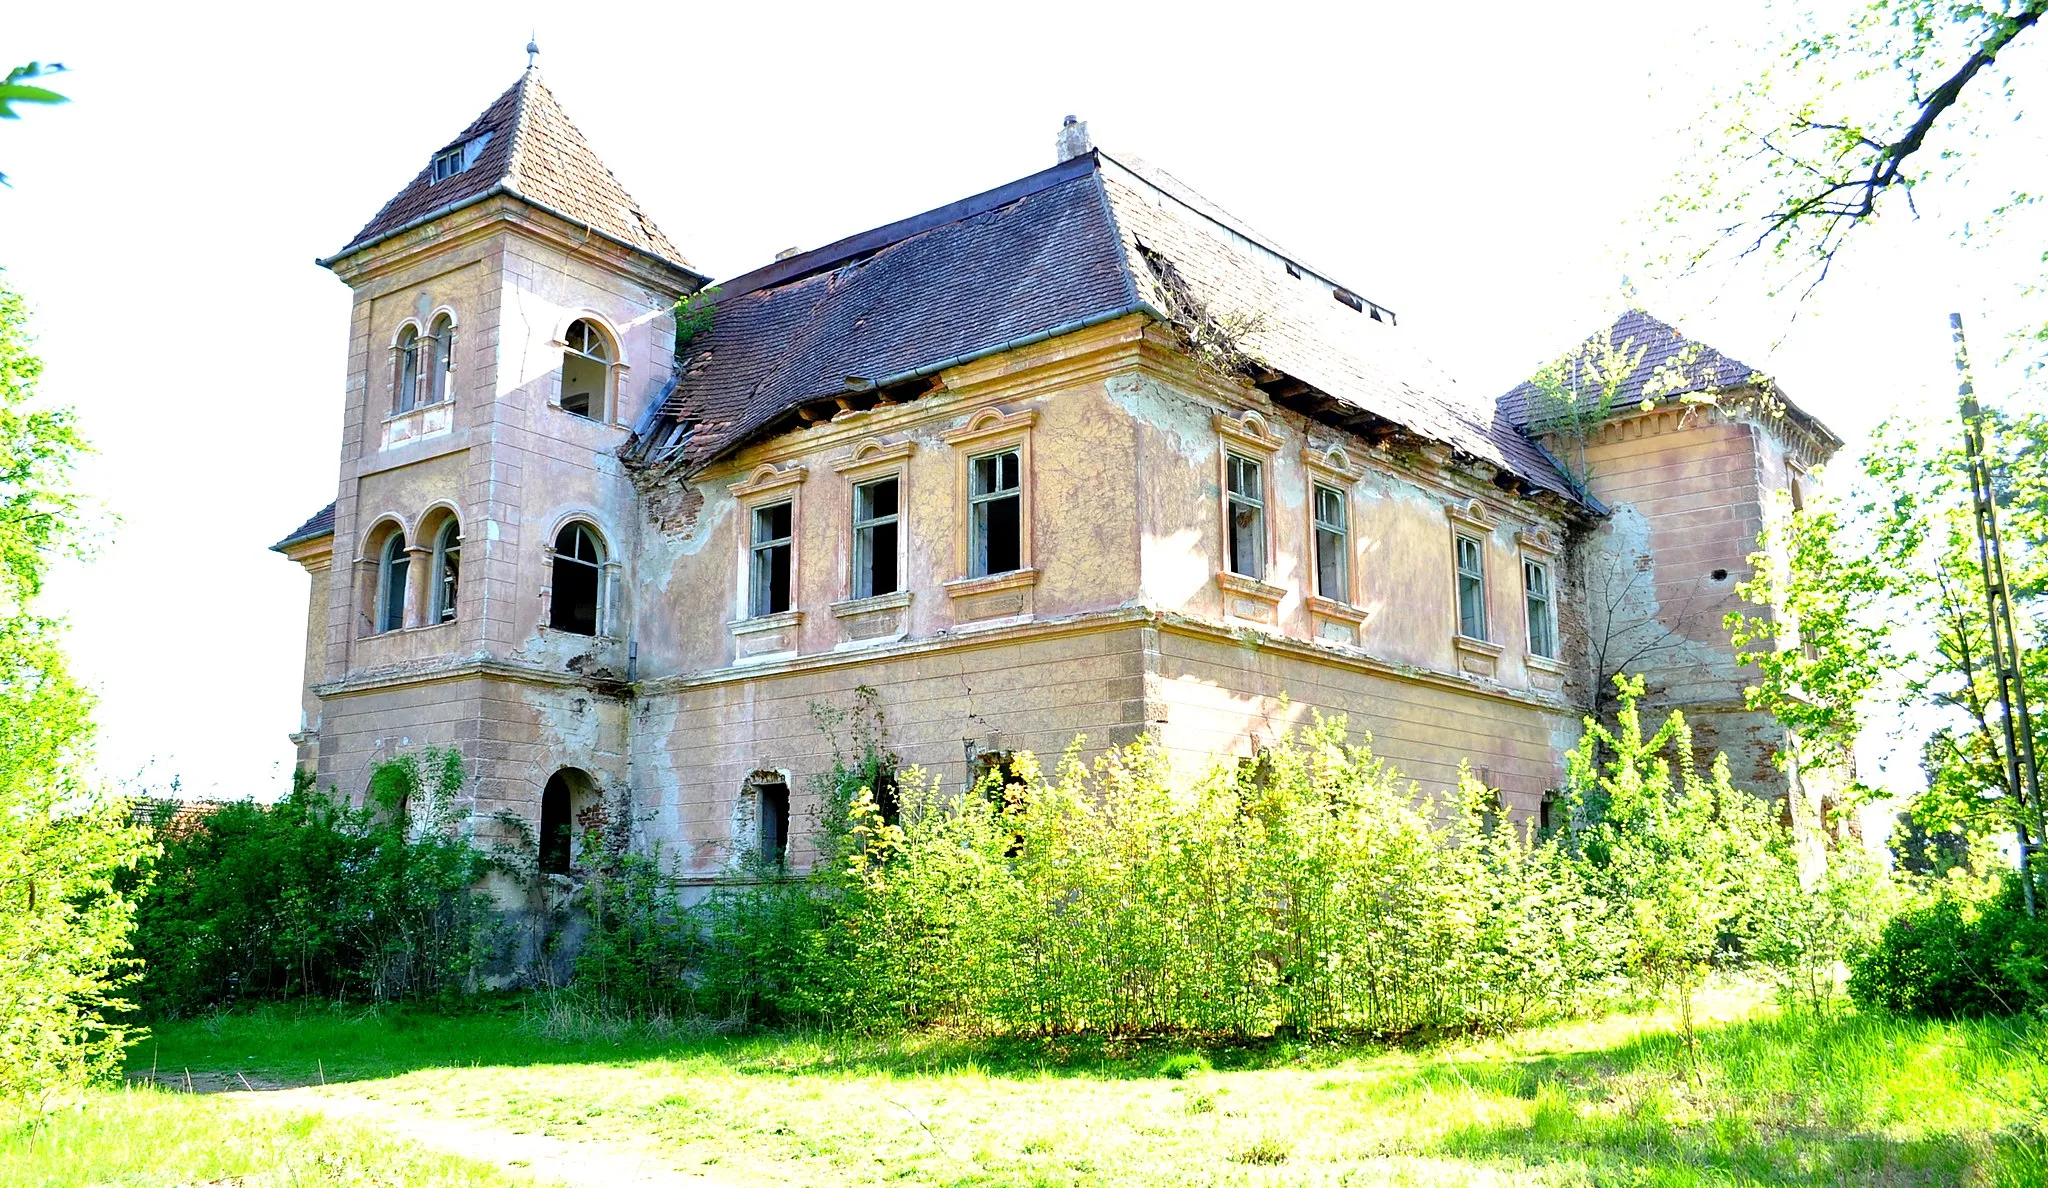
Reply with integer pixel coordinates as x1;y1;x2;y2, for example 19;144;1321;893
731;462;808;499
1214;408;1283;454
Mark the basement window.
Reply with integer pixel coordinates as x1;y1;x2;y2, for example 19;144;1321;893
754;776;790;867
852;476;900;599
969;449;1022;577
750;501;794;617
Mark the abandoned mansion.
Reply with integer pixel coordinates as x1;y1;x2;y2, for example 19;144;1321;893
272;67;1843;878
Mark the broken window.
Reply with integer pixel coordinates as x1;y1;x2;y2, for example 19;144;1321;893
1455;533;1487;641
431;519;460;624
749;501;793;617
550;522;605;635
428;313;455;405
852;476;900;599
1523;557;1556;659
969;449;1022;577
1226;453;1265;579
539;773;573;874
1313;483;1348;600
755;777;790;866
395;325;420;413
378;531;409;633
560;319;612;420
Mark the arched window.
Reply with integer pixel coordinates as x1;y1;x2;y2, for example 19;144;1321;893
377;531;409;633
395;325;421;413
559;319;613;421
428;313;455;405
550;522;605;635
430;518;460;623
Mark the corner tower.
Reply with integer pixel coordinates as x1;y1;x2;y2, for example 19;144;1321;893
277;67;705;852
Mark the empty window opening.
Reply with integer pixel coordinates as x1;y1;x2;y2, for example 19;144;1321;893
1538;791;1556;834
871;765;901;826
431;519;460;624
852;476;900;599
378;531;409;633
539;772;573;874
1226;453;1266;579
750;501;794;616
1524;558;1557;659
428;314;455;405
975;751;1025;855
969;449;1022;577
560;319;612;421
1313;483;1348;600
1455;533;1488;641
1285;261;1302;279
550;523;604;635
754;777;791;866
395;325;421;413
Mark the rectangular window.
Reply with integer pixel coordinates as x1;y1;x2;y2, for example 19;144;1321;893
969;449;1022;577
1226;453;1265;578
432;146;465;181
852;476;900;599
1456;533;1487;640
749;501;793;617
1524;558;1557;658
756;779;790;867
1313;483;1348;600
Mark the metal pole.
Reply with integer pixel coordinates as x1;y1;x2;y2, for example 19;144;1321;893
1951;313;2043;915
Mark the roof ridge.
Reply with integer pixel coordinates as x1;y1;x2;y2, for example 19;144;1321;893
498;68;537;203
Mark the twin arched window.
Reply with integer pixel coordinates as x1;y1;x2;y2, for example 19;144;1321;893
393;314;457;413
559;319;614;421
369;513;461;634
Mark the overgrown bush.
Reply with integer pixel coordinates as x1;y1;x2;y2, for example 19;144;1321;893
129;750;498;1015
1848;873;2048;1017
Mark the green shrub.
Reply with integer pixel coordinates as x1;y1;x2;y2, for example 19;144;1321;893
573;848;697;1016
1848;874;2048;1017
129;751;498;1015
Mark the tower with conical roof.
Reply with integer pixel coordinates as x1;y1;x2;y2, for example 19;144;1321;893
281;64;705;862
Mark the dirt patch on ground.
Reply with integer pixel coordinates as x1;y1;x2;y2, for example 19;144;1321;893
221;1086;729;1188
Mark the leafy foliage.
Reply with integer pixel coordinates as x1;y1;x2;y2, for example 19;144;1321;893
0;63;67;188
1849;871;2048;1015
129;752;499;1015
0;271;153;1111
1662;1;2048;312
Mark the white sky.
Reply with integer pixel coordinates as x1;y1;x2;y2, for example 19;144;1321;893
3;1;2040;801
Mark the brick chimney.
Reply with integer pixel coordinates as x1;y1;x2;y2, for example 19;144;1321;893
1056;115;1092;164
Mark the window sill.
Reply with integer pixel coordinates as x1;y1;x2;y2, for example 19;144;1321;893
730;609;802;662
1525;652;1566;675
1216;571;1285;626
1306;594;1368;645
945;568;1037;624
360;618;458;641
546;401;625;430
830;589;913;617
381;399;453;424
380;400;454;451
1453;633;1505;678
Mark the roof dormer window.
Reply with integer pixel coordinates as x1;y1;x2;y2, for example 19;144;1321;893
429;132;492;183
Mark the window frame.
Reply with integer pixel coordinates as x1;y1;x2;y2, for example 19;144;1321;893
377;530;410;634
430;517;461;624
967;448;1024;579
557;317;618;423
941;408;1038;589
749;499;796;618
1311;481;1350;602
730;464;809;628
1454;531;1489;642
851;474;902;600
1523;556;1557;660
548;521;608;637
427;313;456;406
394;323;421;414
1224;451;1268;581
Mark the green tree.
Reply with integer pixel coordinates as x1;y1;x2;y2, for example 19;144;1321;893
1731;406;2046;862
1663;1;2048;313
0;272;154;1110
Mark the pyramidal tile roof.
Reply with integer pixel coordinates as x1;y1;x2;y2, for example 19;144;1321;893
327;69;691;270
1495;309;1765;426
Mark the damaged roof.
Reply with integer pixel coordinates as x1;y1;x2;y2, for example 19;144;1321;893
1495;309;1841;450
638;149;1585;503
326;68;693;272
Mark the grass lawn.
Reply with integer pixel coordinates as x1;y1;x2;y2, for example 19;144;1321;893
7;984;2045;1186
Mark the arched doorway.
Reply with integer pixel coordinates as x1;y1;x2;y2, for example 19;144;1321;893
539;768;596;874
